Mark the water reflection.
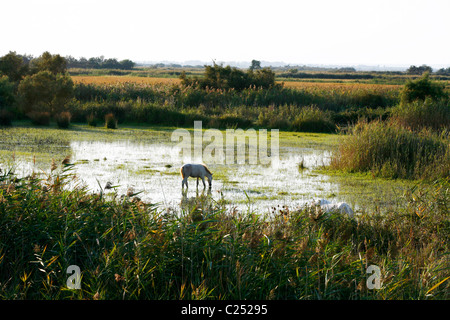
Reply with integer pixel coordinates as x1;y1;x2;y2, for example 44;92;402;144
180;188;214;213
0;136;413;215
68;140;339;214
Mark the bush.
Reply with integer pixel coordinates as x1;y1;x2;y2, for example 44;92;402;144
330;119;449;180
292;106;335;133
86;113;97;127
400;73;447;105
55;111;71;128
105;113;117;129
26;111;51;126
256;105;292;129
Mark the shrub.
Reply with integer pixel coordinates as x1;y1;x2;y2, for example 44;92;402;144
55;111;71;128
86;113;97;127
292;105;335;133
400;72;446;105
26;111;51;126
330;119;449;180
256;105;291;129
105;113;117;129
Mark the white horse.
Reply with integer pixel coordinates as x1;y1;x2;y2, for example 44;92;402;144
180;163;213;189
311;198;354;218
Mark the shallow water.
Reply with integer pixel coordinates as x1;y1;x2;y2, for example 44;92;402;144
68;140;338;214
1;127;413;215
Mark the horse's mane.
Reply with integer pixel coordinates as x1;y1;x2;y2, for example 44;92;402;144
201;164;212;175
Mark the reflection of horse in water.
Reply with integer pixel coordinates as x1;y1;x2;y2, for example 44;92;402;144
180;163;213;189
180;188;213;216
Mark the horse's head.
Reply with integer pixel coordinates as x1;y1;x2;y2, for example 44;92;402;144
207;173;213;187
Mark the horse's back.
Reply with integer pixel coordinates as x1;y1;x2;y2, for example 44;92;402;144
181;163;212;177
181;163;201;177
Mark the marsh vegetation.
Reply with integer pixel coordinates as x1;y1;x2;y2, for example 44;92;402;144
1;53;449;300
0;161;448;299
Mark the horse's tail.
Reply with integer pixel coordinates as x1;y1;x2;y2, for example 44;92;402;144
202;164;212;175
180;166;185;179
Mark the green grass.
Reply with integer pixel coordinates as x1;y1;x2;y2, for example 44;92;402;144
0;164;448;300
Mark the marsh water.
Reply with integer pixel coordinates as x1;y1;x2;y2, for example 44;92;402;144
1;126;413;215
68;140;337;213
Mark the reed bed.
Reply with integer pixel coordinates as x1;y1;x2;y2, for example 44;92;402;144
72;75;400;92
391;98;450;131
0;162;448;300
72;78;401;111
66;79;399;131
72;76;180;86
330;119;450;180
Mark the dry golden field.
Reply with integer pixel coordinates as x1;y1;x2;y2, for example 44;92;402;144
71;75;402;92
71;75;181;85
281;80;401;90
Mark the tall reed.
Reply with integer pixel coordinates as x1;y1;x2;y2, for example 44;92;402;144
0;163;448;299
391;98;450;131
330;119;449;180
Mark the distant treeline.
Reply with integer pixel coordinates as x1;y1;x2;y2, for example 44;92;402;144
279;72;376;80
65;56;135;70
434;67;450;76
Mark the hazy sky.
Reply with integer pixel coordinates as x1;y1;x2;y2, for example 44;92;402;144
1;0;449;67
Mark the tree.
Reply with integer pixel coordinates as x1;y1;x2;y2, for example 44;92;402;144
180;62;279;91
0;76;15;108
249;59;261;71
30;51;67;75
435;67;450;76
119;59;135;70
18;71;74;115
103;58;121;69
0;51;30;82
406;64;433;75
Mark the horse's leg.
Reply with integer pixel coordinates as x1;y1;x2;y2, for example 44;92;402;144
201;177;206;189
196;177;199;189
182;177;188;189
